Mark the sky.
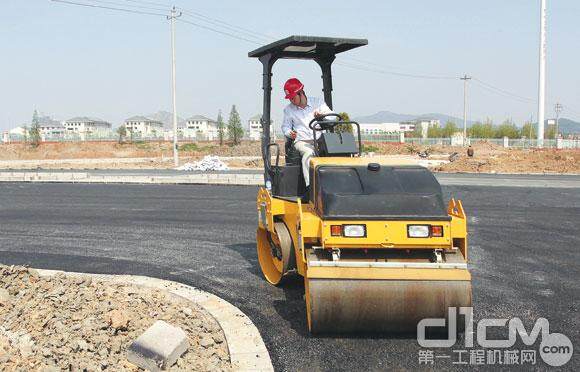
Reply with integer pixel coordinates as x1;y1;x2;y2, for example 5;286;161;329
1;0;579;132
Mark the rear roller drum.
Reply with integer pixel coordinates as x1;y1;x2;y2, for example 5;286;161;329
256;222;295;285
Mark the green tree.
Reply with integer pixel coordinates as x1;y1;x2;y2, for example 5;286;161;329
29;110;41;147
494;118;520;139
468;118;495;138
427;124;442;138
334;112;353;133
520;121;536;139
227;105;244;145
217;110;225;146
116;126;127;143
441;121;459;138
544;125;557;139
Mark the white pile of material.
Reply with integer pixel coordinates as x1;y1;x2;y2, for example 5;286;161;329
176;156;229;171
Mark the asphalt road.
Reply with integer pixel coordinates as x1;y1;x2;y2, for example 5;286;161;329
0;182;578;371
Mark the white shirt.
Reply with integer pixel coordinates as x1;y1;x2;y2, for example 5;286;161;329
281;96;333;142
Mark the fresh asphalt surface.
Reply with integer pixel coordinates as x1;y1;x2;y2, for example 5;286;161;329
0;181;578;371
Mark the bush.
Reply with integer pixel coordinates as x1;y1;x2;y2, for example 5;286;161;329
405;143;419;153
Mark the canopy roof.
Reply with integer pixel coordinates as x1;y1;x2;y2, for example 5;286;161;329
248;35;367;60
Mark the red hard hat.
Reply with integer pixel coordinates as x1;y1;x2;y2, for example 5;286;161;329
284;78;304;99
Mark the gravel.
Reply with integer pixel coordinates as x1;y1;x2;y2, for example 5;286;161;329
0;265;231;371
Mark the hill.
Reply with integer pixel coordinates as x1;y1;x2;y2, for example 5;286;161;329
147;111;186;130
354;111;473;126
554;118;580;135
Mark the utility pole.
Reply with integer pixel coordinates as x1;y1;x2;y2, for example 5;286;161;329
554;103;563;139
537;0;547;148
460;74;471;147
168;6;182;167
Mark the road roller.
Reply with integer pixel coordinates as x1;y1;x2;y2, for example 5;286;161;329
249;36;472;333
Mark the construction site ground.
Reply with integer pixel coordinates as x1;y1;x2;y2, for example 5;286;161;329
0;140;578;174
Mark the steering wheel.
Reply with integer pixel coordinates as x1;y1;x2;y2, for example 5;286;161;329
308;113;344;131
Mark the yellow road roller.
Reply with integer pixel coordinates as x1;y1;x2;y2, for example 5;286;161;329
249;36;472;333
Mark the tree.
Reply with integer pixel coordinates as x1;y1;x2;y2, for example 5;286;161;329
29;110;41;147
22;125;29;143
520;121;536;139
427;124;443;138
116;126;127;144
227;105;244;145
334;112;353;133
468;118;495;138
494;118;520;139
544;125;557;139
217;110;225;146
441;121;459;138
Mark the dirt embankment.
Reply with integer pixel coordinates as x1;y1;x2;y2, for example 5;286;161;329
1;140;578;174
0;265;231;371
0;141;261;161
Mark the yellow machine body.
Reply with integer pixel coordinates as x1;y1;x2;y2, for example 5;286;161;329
256;157;472;333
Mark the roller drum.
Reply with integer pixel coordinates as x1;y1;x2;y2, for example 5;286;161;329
307;279;472;334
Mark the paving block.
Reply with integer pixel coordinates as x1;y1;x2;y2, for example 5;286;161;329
127;320;189;371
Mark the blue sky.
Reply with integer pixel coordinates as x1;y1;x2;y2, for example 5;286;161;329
1;0;579;131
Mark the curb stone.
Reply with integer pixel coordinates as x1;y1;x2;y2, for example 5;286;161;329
36;269;274;372
1;171;580;188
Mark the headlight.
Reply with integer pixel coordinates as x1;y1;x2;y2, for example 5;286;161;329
343;224;366;237
408;225;430;238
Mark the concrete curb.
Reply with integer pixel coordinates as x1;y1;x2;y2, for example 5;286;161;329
35;269;273;372
0;171;263;186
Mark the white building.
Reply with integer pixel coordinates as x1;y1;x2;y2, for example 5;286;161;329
247;114;274;141
184;115;218;140
415;119;440;138
8;126;27;137
359;122;415;135
124;116;163;137
64;117;112;139
7;116;65;141
38;116;65;139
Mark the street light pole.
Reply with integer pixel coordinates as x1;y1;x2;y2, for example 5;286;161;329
537;0;547;148
168;6;182;167
460;74;471;147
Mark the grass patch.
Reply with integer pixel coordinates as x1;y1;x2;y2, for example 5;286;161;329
179;143;200;152
134;141;152;150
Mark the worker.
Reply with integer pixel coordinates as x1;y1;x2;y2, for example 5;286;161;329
281;77;334;187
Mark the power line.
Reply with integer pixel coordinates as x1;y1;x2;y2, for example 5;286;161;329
82;0;169;12
120;0;171;7
472;77;536;104
51;0;167;17
176;18;262;45
339;56;458;80
335;61;458;80
178;10;272;42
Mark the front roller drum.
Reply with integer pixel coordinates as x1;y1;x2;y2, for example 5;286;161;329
256;222;295;285
306;279;472;334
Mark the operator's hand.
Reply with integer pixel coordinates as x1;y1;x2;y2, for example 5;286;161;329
289;130;297;139
313;111;322;119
